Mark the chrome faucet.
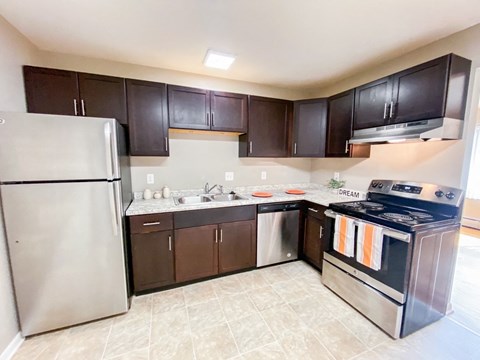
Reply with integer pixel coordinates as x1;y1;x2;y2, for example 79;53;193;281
204;183;224;194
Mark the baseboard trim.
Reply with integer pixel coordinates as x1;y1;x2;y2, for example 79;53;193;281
0;333;24;360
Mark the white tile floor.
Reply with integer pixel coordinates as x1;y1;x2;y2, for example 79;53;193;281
12;237;480;360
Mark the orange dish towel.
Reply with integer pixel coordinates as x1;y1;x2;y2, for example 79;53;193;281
333;215;355;257
356;222;384;271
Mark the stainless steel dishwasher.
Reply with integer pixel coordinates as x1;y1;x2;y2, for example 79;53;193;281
257;202;300;267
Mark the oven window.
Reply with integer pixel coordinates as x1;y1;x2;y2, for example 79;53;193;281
325;219;410;294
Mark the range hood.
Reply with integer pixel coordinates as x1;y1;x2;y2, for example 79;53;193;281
349;118;463;144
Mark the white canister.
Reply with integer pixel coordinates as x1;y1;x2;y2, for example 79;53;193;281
162;186;171;199
143;188;152;200
153;191;162;199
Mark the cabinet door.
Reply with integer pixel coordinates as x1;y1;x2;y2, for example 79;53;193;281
326;90;354;157
77;73;127;125
126;79;169;156
175;224;218;282
23;66;79;116
303;207;327;270
390;56;449;124
168;85;210;130
293;99;327;157
246;96;291;157
354;77;391;130
210;91;248;132
218;220;256;274
131;230;174;291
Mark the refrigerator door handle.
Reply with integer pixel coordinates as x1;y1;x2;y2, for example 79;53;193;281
108;182;120;236
104;122;115;180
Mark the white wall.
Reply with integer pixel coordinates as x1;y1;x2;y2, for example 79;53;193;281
0;15;37;356
310;23;480;191
131;132;311;192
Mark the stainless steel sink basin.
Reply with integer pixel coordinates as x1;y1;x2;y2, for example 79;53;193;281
174;193;247;205
173;195;212;205
209;194;246;201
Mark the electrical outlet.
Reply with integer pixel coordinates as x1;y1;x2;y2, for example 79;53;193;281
225;172;234;181
334;172;340;181
261;171;267;180
146;173;154;184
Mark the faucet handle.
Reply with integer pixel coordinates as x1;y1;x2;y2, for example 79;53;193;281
218;185;224;194
204;182;209;194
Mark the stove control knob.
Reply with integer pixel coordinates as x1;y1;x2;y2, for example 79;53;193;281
378;183;384;189
371;182;378;188
445;192;455;200
435;190;444;198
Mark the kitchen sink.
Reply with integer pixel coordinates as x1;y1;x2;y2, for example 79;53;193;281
209;194;246;201
174;193;247;205
173;195;212;205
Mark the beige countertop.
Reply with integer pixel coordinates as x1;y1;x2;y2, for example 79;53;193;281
126;184;360;216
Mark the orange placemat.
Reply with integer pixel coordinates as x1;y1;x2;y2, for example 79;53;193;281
252;192;273;197
285;189;306;195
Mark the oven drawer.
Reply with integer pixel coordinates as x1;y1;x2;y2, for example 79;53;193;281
322;259;403;339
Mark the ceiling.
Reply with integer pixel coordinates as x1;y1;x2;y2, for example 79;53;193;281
1;0;480;90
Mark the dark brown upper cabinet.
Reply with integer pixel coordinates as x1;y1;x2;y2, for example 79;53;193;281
239;96;292;157
354;77;391;130
23;66;127;125
326;90;354;157
327;90;371;158
126;79;169;156
292;98;327;157
167;85;247;132
353;54;471;130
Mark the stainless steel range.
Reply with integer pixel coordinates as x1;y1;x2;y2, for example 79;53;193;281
322;180;463;338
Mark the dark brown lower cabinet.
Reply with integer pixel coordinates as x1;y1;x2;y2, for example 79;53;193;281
219;220;256;273
303;203;327;270
175;220;257;282
131;230;175;291
175;225;219;283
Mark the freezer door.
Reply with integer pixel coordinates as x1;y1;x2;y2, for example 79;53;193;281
0;112;120;182
1;181;128;336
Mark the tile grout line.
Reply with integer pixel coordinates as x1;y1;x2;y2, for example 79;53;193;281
100;321;114;360
147;295;153;360
183;287;198;360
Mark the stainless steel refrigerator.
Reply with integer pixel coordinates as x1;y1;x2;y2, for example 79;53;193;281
0;111;132;336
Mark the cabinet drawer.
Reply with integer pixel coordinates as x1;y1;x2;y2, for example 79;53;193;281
305;202;326;220
130;213;173;234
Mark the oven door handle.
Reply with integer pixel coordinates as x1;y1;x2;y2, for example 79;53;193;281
324;209;411;243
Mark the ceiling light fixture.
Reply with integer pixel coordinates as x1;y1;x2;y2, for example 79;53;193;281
203;49;236;70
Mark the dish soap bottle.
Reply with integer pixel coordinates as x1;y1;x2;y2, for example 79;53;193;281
162;186;171;199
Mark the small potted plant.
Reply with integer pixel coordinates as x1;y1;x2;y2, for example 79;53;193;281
327;178;346;193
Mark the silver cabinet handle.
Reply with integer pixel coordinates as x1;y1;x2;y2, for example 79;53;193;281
206;112;210;126
319;226;324;239
143;222;160;226
81;99;86;116
165;137;168;152
73;99;78;116
215;228;218;243
249;141;253;154
383;103;388;119
345;140;349;153
294;142;297;155
308;208;319;213
220;229;223;243
168;235;172;251
389;101;394;119
211;112;214;127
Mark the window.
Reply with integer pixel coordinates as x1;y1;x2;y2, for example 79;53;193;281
466;125;480;199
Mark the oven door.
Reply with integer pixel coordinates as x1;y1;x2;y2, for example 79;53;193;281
323;209;412;304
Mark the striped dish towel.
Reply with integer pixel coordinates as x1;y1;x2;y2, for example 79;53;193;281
356;222;384;271
333;215;355;257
